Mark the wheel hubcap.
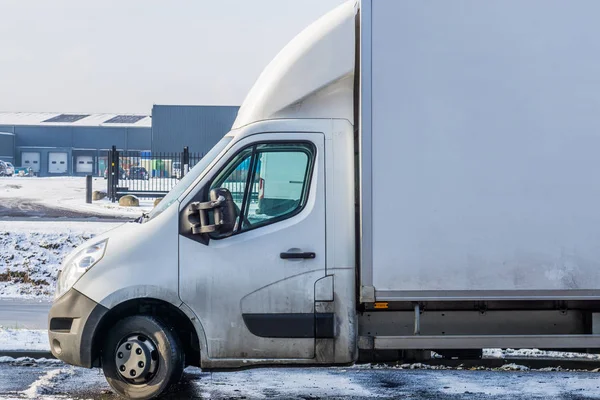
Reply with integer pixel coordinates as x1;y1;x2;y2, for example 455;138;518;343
115;335;158;384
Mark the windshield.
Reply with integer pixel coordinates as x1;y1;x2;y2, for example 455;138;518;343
146;136;233;220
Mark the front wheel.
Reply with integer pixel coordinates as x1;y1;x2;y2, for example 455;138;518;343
101;315;184;400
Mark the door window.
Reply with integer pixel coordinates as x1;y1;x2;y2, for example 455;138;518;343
209;142;314;235
210;147;254;229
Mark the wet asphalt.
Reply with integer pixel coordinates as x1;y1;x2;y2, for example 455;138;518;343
0;299;51;329
1;362;600;399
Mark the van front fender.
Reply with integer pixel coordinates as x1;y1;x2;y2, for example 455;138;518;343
96;285;182;310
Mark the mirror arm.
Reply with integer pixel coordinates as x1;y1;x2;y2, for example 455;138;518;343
188;198;224;235
188;188;236;236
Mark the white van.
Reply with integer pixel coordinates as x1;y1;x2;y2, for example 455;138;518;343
49;1;600;399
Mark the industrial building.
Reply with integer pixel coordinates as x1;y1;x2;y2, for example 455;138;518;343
151;105;239;154
0;113;151;177
0;132;15;164
0;105;239;177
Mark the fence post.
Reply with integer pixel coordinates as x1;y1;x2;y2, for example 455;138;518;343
182;146;189;179
86;175;93;204
107;147;113;201
110;145;118;202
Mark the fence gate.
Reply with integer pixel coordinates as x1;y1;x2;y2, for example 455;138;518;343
107;146;203;202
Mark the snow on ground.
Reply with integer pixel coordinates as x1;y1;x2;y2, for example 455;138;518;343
0;328;48;351
485;348;600;360
0;220;123;299
3;365;600;400
195;368;374;399
21;367;75;399
0;356;60;364
0;177;154;218
432;371;600;399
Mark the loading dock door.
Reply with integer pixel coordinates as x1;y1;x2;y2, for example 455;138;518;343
49;152;68;174
76;156;93;173
21;152;40;173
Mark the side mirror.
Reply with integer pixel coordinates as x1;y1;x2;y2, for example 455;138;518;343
188;188;236;235
209;188;236;233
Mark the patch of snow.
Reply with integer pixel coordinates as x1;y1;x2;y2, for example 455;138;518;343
352;363;453;370
499;363;530;371
0;229;92;299
435;371;600;398
0;220;122;299
0;328;49;351
0;177;154;218
21;367;74;399
0;356;60;364
194;369;374;399
484;348;600;360
537;366;563;371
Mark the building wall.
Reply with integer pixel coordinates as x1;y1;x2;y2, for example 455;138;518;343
0;125;150;176
1;105;237;176
16;146;73;177
72;127;125;150
151;105;239;154
126;128;152;150
0;132;15;163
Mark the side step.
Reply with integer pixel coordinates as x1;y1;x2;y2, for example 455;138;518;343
359;335;600;350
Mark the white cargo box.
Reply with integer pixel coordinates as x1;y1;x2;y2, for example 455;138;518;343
360;0;600;302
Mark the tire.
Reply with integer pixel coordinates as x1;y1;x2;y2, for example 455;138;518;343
101;315;185;400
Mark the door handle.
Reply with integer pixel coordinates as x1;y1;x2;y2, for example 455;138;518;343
280;252;316;260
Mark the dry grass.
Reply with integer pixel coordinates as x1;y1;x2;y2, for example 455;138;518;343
0;269;48;286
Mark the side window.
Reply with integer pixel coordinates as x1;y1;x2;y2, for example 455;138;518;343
209;142;315;235
245;144;312;228
210;147;254;229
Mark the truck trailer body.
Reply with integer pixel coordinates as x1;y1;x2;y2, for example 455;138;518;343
48;1;600;399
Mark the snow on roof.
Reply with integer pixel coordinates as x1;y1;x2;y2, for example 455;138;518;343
0;112;151;128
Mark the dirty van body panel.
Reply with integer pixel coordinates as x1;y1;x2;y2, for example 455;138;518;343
179;129;327;361
360;0;600;302
73;204;181;309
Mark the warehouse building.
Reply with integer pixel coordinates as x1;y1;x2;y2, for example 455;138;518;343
0;113;151;177
0;105;239;177
151;105;239;154
0;132;15;164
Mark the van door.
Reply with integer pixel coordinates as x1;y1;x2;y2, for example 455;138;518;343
179;132;327;360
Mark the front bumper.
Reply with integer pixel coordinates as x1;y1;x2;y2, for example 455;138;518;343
48;289;109;368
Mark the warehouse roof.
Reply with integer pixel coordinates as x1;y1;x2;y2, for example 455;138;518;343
0;112;151;127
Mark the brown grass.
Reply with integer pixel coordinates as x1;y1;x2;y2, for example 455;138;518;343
0;269;48;286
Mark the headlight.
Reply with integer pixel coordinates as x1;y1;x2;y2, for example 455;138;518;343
55;239;108;300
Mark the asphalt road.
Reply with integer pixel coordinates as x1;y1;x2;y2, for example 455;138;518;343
0;299;51;329
1;362;600;399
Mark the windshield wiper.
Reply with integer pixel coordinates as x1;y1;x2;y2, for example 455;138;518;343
135;212;150;224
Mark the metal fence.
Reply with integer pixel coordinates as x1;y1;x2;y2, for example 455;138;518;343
107;146;203;201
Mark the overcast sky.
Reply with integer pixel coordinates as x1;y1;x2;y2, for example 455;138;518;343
0;0;345;114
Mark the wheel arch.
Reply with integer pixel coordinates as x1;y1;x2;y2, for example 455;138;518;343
91;297;207;368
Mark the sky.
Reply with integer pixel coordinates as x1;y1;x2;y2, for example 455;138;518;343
0;0;345;114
